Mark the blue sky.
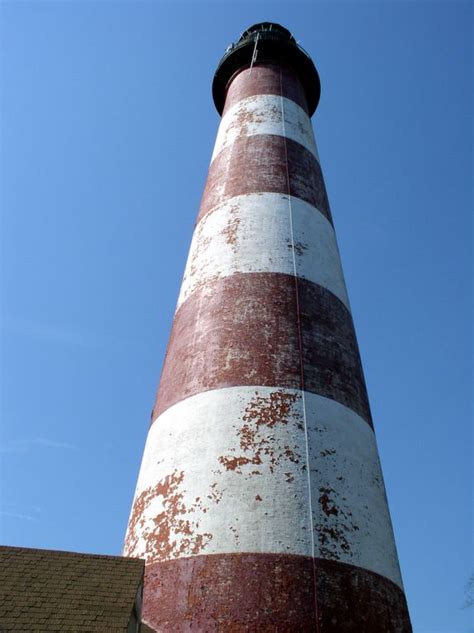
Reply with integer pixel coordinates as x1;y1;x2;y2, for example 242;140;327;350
0;1;472;631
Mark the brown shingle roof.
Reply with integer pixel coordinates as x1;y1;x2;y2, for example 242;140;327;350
0;545;145;632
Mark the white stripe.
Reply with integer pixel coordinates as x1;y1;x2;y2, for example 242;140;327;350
177;193;350;311
211;94;319;163
125;386;403;589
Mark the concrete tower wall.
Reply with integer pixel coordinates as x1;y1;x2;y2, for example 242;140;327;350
125;56;411;631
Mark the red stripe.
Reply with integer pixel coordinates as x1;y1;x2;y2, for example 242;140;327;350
142;553;412;632
152;273;372;426
223;63;310;116
199;134;332;225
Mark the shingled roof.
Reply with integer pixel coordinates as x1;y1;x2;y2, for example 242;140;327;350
0;546;148;632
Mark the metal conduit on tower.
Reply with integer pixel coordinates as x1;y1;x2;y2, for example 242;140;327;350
124;22;412;631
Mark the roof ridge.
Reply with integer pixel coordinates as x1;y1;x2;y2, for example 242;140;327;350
0;544;144;564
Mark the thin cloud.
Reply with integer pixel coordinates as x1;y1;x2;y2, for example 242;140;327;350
0;438;79;455
0;510;40;523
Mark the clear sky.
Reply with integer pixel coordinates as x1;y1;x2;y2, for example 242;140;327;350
0;1;472;631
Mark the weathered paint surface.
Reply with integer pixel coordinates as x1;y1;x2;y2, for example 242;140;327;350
178;192;349;310
212;94;319;163
154;273;371;425
222;63;310;116
126;387;401;589
199;134;332;225
127;51;412;630
142;554;412;632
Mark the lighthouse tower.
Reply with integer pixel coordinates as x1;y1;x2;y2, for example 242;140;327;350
124;23;412;632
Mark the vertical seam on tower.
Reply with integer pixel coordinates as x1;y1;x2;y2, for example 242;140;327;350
279;70;321;633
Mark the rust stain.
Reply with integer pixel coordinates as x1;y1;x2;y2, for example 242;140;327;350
287;239;308;257
319;487;339;517
318;524;352;558
320;448;336;457
124;469;213;562
230;104;267;137
229;525;240;544
229;101;280;140
206;482;224;504
220;209;241;249
187;232;212;279
245;390;299;428
218;390;303;477
218;454;262;471
316;485;360;560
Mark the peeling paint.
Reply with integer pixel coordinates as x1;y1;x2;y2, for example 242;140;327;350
179;193;350;312
212;94;319;163
124;469;213;561
220;210;240;249
218;390;303;475
128;386;402;589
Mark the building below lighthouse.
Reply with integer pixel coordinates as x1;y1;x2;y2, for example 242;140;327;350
124;22;412;632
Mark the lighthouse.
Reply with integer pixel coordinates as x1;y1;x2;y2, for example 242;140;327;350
124;23;412;632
